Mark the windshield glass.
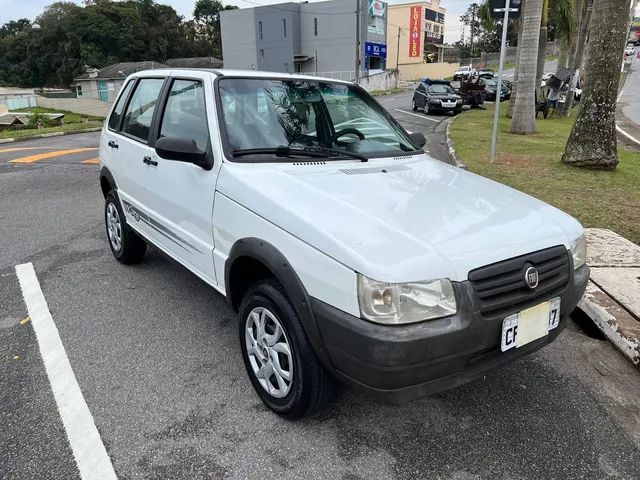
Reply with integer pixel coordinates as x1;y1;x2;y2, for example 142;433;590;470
217;78;418;160
427;84;455;94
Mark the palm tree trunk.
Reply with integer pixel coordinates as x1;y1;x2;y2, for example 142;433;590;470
561;0;628;169
507;17;524;118
557;38;569;69
510;0;544;134
535;0;549;99
562;0;591;117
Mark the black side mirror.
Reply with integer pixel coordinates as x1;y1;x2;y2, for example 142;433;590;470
409;132;427;148
155;136;207;167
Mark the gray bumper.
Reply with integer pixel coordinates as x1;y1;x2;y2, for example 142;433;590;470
311;264;590;403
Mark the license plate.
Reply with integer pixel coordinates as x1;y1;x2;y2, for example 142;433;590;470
441;101;455;107
501;297;561;352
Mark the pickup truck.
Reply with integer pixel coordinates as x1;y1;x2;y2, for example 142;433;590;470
99;69;589;418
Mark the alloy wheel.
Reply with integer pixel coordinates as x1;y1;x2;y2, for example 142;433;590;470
106;202;122;252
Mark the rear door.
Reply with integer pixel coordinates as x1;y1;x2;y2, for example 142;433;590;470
142;73;219;284
111;76;166;241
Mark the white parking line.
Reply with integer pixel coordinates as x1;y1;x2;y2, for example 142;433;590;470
15;262;117;480
616;125;640;146
393;109;440;122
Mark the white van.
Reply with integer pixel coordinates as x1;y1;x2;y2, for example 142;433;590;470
99;69;589;418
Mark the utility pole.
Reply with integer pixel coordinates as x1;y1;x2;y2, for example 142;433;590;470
396;26;401;70
355;0;361;83
470;3;478;59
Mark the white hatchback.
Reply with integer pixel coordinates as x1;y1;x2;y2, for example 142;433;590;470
99;69;589;418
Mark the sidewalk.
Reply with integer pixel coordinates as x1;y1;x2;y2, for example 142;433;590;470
578;228;640;368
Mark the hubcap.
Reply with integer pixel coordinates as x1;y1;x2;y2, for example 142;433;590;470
106;202;122;252
245;307;293;398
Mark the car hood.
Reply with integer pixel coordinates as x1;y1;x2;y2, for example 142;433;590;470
217;155;583;283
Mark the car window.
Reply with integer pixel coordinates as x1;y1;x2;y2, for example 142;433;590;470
427;84;454;94
159;79;209;151
108;81;134;131
121;78;165;143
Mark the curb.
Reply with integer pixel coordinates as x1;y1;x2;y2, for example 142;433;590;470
578;281;640;369
0;127;102;145
445;116;466;169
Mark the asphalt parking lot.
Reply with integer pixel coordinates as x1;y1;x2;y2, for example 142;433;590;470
2;98;640;479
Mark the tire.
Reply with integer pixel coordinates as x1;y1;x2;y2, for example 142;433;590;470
239;279;334;419
412;99;418;112
104;191;146;264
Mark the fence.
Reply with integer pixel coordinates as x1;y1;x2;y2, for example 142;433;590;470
35;96;110;118
0;96;37;110
314;71;368;81
460;41;559;69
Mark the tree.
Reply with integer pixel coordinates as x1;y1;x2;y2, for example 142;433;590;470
510;0;544;134
561;0;591;117
193;0;237;59
561;0;629;169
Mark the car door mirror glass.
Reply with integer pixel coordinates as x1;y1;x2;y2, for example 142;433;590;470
155;136;207;166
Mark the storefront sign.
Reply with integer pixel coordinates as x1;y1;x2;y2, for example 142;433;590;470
409;5;422;58
369;0;386;18
425;9;444;24
365;42;387;58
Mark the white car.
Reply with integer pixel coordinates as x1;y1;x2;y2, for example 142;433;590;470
453;65;475;81
99;69;589;418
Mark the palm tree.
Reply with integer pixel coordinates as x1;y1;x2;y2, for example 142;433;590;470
535;0;549;99
510;0;544;134
561;0;629;169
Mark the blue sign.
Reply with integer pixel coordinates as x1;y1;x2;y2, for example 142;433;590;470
365;42;387;58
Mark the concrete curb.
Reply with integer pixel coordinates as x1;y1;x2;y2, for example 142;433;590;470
578;282;640;369
0;127;102;145
445;116;466;169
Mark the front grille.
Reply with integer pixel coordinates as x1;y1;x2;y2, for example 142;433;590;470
468;246;571;319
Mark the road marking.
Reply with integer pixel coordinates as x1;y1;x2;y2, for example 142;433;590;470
0;147;55;154
81;157;100;165
616;125;640;146
394;109;440;122
9;148;98;164
15;263;118;480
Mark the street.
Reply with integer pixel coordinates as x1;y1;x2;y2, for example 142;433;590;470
2;102;640;480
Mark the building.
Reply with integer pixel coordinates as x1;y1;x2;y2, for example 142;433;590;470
220;0;388;79
72;58;222;102
387;1;457;81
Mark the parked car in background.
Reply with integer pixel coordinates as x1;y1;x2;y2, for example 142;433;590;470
541;72;553;87
479;78;511;101
477;69;494;79
625;44;636;56
412;79;463;114
453;65;474;81
99;69;589;419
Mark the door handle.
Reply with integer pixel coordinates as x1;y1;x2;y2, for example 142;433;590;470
143;156;158;166
107;140;119;149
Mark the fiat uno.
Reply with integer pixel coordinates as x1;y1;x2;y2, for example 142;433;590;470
99;69;589;418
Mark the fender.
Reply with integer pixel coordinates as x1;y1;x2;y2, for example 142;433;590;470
225;238;337;376
99;166;117;197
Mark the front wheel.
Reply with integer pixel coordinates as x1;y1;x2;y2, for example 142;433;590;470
412;99;418;112
239;279;334;419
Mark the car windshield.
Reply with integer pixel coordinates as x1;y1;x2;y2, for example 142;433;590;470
217;78;419;160
427;84;455;94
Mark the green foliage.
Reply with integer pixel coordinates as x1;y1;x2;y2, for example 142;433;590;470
0;0;236;88
28;111;52;127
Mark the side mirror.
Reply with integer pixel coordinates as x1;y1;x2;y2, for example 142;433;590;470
409;132;427;148
155;136;207;166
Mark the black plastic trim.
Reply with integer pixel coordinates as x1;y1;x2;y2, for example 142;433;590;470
99;166;117;197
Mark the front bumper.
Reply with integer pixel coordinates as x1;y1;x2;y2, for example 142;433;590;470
311;264;589;403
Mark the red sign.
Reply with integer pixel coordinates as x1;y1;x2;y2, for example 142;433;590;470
409;6;422;58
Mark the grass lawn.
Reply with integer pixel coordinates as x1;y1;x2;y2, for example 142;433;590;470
13;107;104;123
450;104;640;245
0;121;102;140
370;88;408;97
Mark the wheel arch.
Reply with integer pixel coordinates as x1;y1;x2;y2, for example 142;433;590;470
225;238;335;375
99;166;117;198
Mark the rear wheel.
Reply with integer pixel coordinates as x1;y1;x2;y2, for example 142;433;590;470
104;191;146;264
239;279;334;419
412;99;418;112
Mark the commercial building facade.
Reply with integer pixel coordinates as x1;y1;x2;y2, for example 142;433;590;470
220;0;388;79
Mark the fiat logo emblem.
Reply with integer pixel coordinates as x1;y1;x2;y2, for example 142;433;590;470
525;266;539;289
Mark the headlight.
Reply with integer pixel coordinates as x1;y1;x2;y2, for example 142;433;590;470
357;275;457;325
569;233;587;269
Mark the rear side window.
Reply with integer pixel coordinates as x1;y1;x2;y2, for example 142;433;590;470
108;81;134;130
121;78;165;143
159;79;209;151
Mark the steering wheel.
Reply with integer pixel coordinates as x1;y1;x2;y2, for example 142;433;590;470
330;128;365;143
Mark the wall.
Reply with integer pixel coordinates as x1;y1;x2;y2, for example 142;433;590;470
36;96;110;118
359;69;398;91
221;8;258;69
254;4;299;72
398;62;458;81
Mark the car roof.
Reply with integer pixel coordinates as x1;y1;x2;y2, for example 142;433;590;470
127;68;354;85
420;78;451;85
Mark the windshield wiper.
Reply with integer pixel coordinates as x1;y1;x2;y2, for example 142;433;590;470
231;146;368;162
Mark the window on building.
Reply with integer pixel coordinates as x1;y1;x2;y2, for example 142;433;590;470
314;18;318;36
76;85;83;97
260;49;264;62
259;21;263;40
121;78;164;143
283;18;287;37
284;63;289;72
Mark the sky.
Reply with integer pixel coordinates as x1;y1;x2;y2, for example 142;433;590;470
0;0;473;44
